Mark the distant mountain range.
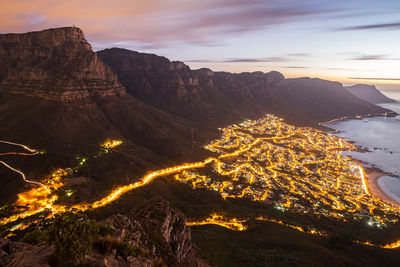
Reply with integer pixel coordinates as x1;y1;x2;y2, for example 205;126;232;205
345;84;397;104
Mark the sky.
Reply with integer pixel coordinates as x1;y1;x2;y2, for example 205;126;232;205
1;0;399;93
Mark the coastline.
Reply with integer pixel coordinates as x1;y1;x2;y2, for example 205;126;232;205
321;105;400;207
319;110;397;126
366;171;400;208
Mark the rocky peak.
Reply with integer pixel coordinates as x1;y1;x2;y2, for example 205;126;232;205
0;238;53;267
0;27;91;51
105;196;208;266
0;27;125;101
130;196;199;264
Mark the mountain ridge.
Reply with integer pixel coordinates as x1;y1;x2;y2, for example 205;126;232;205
345;84;397;104
97;47;390;127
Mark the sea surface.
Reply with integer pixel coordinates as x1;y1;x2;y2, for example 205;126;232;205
326;102;400;202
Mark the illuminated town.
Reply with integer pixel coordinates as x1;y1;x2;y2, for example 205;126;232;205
175;114;400;225
2;115;400;248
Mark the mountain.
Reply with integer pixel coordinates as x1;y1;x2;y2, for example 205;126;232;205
98;48;390;127
2;27;399;266
0;27;124;100
97;48;282;128
0;27;189;156
0;27;392;202
284;78;392;123
345;84;397;104
0;27;198;203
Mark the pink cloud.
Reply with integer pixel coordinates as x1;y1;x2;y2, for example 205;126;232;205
0;0;336;49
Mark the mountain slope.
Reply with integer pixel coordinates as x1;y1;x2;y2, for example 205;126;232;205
283;78;390;123
345;84;397;104
0;28;198;202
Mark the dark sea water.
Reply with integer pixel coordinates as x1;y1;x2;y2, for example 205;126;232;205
326;102;400;202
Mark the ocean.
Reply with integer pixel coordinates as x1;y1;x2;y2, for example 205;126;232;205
326;102;400;203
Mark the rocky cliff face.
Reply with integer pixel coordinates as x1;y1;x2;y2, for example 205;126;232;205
0;238;53;267
97;48;285;102
0;27;125;101
345;84;397;104
104;196;208;266
130;196;195;263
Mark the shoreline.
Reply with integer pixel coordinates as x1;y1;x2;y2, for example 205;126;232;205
321;108;400;208
319;110;397;126
366;171;400;208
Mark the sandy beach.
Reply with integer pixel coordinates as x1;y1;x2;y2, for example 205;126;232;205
366;171;400;208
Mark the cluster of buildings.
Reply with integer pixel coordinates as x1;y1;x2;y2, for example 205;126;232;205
177;114;400;225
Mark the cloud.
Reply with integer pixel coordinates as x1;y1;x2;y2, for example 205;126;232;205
349;77;400;81
350;54;400;61
279;66;310;69
224;57;290;63
0;0;337;49
278;66;365;71
287;53;310;57
185;59;216;63
1;0;398;54
186;56;290;63
337;22;400;31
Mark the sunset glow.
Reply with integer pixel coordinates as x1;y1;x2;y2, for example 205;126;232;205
0;0;399;93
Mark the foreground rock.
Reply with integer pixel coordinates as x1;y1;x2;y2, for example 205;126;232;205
100;196;209;266
0;238;53;267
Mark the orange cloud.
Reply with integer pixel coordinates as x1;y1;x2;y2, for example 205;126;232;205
0;0;334;49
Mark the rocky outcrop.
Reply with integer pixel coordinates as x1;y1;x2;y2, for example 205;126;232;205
105;196;209;266
132;196;194;263
0;27;125;101
345;84;397;104
0;238;53;267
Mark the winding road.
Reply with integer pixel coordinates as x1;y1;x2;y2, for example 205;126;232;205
0;140;50;194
